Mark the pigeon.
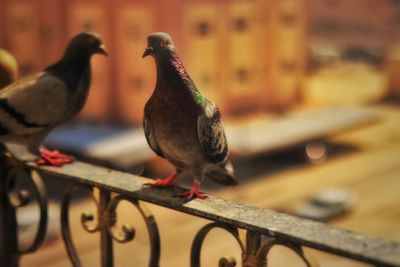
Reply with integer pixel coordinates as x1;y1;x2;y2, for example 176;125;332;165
142;32;237;199
0;48;18;89
0;32;108;166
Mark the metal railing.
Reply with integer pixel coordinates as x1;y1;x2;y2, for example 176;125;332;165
1;153;400;267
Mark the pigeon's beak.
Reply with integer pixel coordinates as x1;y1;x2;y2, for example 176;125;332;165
96;44;108;56
142;46;154;58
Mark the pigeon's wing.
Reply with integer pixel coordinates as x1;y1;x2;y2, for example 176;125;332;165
143;107;164;158
197;100;229;164
0;72;69;135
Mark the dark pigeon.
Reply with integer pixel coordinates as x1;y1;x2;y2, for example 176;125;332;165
0;32;108;166
143;32;237;199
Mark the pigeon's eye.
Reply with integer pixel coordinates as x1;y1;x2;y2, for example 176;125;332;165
86;37;96;45
160;40;169;47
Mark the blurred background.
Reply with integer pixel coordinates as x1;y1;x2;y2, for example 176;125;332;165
1;0;400;266
1;0;399;121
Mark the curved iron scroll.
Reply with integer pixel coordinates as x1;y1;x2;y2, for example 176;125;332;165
61;185;95;267
60;185;160;267
191;222;319;267
245;233;319;267
191;222;245;267
106;195;161;262
6;168;48;254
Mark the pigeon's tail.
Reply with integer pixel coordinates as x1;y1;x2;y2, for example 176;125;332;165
206;160;238;186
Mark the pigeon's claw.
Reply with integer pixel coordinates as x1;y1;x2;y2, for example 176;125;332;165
144;173;177;187
179;190;207;200
36;148;75;167
179;181;207;200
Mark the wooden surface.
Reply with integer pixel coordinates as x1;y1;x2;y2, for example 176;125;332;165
21;104;400;267
84;106;378;167
226;106;379;157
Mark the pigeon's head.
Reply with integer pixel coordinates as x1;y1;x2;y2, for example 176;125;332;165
67;32;108;57
142;32;175;58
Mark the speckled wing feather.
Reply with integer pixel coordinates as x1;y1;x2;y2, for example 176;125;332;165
197;100;228;164
143;107;164;158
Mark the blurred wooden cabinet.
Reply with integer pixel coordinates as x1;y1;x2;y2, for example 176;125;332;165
0;0;309;122
264;0;306;109
386;45;400;98
2;0;41;76
181;0;307;115
222;0;264;115
38;0;66;67
1;0;65;74
3;0;399;123
114;4;156;125
182;3;224;107
0;2;4;45
67;0;112;121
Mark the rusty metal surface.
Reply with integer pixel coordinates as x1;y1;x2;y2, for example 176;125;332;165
190;222;243;267
11;169;48;254
27;161;400;267
61;185;87;267
105;194;160;266
60;183;160;267
0;160;19;267
1;157;48;267
190;223;318;267
99;190;113;267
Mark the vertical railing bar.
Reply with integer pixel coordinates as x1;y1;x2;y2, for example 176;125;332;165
61;185;84;267
99;189;113;267
0;161;19;267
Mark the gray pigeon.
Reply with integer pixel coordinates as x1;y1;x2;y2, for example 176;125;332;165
0;32;108;166
142;32;237;199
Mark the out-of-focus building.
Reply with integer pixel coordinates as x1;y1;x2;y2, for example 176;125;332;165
0;0;399;123
307;0;399;50
304;0;400;106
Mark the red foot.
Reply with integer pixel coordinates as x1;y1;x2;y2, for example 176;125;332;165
179;181;207;199
36;148;75;167
144;173;177;187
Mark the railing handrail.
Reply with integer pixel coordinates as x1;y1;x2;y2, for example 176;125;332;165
20;160;400;267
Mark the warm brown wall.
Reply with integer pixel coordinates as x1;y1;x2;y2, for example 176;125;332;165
1;0;398;124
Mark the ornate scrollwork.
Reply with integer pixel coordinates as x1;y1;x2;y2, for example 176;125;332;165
191;223;319;267
79;189;101;234
5;168;48;254
244;233;319;267
61;185;91;267
191;222;245;267
105;195;136;243
60;185;160;267
218;257;237;267
105;195;160;265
